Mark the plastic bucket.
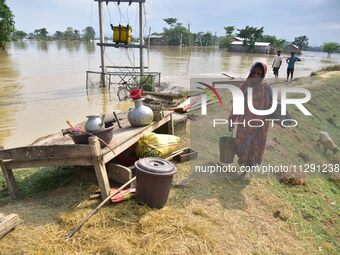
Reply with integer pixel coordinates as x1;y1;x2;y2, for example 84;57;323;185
219;135;236;164
135;158;176;209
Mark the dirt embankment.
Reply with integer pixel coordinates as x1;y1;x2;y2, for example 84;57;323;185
0;69;339;255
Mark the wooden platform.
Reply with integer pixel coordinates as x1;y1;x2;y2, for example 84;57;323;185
0;111;174;200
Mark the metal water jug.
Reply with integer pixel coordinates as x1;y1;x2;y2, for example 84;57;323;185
128;99;154;127
85;114;105;132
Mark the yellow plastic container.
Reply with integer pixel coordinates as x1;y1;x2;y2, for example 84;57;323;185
113;25;132;44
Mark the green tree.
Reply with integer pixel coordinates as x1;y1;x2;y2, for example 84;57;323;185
83;26;95;41
34;28;48;40
0;0;15;50
200;32;215;46
53;31;64;40
162;20;189;46
321;42;340;56
293;35;309;50
74;29;80;40
236;26;264;49
219;35;234;49
224;26;235;36
260;34;286;49
27;33;35;39
63;27;76;40
163;18;178;27
11;30;27;41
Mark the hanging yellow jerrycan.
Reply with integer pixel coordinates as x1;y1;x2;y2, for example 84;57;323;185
112;25;132;44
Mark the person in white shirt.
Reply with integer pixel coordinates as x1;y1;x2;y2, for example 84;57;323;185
272;51;283;78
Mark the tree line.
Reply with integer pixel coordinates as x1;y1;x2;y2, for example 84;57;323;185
158;18;340;55
1;0;339;55
11;26;96;41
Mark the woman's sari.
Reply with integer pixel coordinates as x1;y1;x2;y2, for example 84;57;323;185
229;62;271;166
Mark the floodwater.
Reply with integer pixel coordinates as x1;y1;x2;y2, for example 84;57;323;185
1;40;340;148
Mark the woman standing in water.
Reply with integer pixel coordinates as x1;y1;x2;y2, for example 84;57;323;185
229;62;271;181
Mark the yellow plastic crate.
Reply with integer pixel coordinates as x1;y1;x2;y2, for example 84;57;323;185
113;25;132;44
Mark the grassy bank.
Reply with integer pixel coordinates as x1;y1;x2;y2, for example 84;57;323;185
0;71;339;254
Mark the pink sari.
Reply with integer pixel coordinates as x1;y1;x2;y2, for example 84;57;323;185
229;62;271;166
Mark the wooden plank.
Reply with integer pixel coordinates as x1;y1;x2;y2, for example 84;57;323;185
89;137;110;200
144;91;185;100
4;158;93;169
102;113;172;163
0;214;20;239
0;161;19;199
0;145;93;161
97;43;147;49
30;112;126;146
31;133;72;146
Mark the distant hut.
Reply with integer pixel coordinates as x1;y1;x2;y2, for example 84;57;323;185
230;40;274;54
149;35;163;46
284;44;301;54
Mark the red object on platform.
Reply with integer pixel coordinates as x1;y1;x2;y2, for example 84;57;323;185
130;88;144;100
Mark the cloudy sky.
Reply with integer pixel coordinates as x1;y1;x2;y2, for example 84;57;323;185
7;0;340;45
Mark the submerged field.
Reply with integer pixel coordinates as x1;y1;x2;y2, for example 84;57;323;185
0;70;339;255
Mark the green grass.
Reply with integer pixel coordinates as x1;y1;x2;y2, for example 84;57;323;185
0;167;76;203
270;179;339;254
322;64;340;72
267;76;340;254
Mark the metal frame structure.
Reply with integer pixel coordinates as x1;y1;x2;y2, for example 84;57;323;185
93;0;147;87
86;70;161;90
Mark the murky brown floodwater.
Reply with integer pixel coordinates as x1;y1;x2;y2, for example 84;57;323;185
1;41;340;148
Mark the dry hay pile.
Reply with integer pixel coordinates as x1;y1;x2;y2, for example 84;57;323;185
0;179;316;255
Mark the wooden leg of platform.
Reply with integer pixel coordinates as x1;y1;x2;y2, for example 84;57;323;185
0;161;19;200
168;113;175;135
89;137;111;200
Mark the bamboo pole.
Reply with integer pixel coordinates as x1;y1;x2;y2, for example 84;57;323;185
66;176;136;239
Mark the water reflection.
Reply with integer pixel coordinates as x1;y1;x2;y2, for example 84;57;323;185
83;41;96;54
64;41;81;53
54;40;82;52
36;41;49;51
0;52;22;147
12;40;28;50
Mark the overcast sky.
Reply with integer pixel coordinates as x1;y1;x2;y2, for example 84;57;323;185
7;0;340;45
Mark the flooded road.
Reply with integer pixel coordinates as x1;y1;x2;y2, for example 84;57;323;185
1;40;340;148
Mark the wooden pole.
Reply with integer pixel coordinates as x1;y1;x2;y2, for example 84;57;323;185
0;214;20;239
98;0;106;87
89;136;110;200
147;27;151;70
139;1;144;82
0;161;19;200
